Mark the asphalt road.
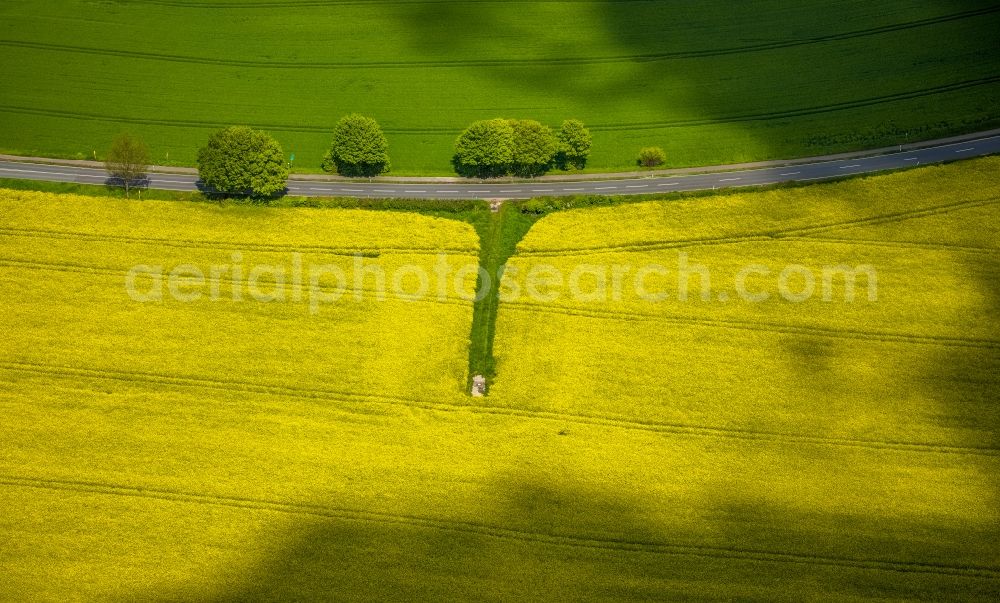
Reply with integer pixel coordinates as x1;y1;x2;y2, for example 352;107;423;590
1;134;998;200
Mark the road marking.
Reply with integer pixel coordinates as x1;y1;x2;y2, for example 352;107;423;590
594;186;617;190
626;184;648;189
404;190;423;194
306;187;329;192
342;189;364;192
468;190;489;193
501;189;522;193
657;182;679;186
779;171;800;176
839;164;861;169
0;167;96;179
562;188;585;192
955;148;975;153
903;158;918;161
531;189;550;193
372;189;395;194
719;177;741;182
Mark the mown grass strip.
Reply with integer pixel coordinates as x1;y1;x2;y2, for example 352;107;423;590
466;204;540;391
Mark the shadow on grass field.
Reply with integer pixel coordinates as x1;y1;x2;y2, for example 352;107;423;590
1;1;999;172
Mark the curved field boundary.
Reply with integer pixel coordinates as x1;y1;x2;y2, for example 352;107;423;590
4;5;997;69
0;226;478;257
3;75;999;136
1;473;997;579
3;360;998;458
518;197;1000;257
0;258;475;307
502;302;1000;351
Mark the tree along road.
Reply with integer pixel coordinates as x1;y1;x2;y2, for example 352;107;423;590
0;133;998;200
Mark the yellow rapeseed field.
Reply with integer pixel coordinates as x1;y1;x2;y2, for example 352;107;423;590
2;158;1000;600
488;158;1000;597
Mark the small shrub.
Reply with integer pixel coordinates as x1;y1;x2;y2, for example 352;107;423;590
638;146;667;168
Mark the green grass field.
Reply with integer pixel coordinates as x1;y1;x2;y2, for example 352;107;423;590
1;1;999;174
1;158;998;599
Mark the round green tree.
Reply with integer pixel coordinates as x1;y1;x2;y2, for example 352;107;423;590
510;119;558;178
556;119;592;170
322;114;390;178
453;119;515;178
197;126;289;198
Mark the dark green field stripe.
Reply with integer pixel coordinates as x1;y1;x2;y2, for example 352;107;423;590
519;197;1000;257
2;360;998;457
0;258;474;307
2;75;998;136
1;473;998;579
3;5;998;69
0;226;477;256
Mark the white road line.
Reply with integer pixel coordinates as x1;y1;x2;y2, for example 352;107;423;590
501;189;522;193
779;171;800;176
0;168;94;178
562;188;585;191
625;184;648;189
955;148;975;153
903;158;918;161
657;182;679;186
531;189;550;193
306;187;330;192
468;190;489;193
719;178;741;182
593;186;617;190
404;190;423;194
372;189;394;194
839;164;861;169
342;189;364;193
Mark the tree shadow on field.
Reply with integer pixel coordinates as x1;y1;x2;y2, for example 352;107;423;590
390;0;999;163
194;180;289;204
202;476;1000;601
